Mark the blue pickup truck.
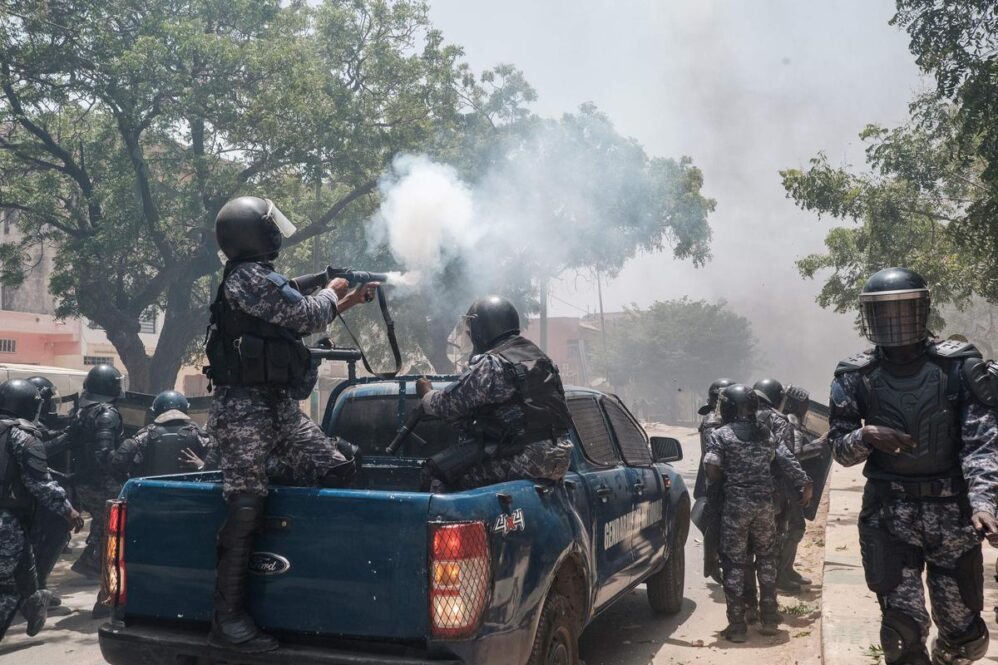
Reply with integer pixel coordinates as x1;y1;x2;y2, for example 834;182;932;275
97;374;690;665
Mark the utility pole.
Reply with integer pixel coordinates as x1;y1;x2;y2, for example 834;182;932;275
539;276;549;352
596;270;609;385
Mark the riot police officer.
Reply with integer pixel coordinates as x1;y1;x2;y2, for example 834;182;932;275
415;295;574;491
696;378;734;500
829;267;998;665
204;196;377;652
111;390;217;479
56;364;125;585
754;377;811;593
23;376;72;608
0;380;82;640
704;384;812;642
694;378;733;586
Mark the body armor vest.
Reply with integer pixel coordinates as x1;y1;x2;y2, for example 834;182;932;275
141;422;203;477
864;356;961;481
69;402;119;482
0;420;35;515
204;261;311;390
469;336;573;453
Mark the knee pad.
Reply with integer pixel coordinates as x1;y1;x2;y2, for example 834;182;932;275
881;609;928;664
935;616;989;663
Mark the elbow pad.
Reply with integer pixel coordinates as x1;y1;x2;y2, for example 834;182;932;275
962;358;998;408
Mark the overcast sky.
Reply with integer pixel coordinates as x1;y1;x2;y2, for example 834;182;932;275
427;0;925;394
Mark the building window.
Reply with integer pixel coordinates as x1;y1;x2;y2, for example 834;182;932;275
83;356;114;366
0;339;15;354
139;310;157;334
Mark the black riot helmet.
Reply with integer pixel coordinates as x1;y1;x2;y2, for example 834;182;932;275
463;296;522;355
698;378;735;415
0;379;43;421
25;376;58;417
859;267;930;347
151;390;189;417
753;378;785;410
718;384;759;424
215;196;297;262
82;364;124;403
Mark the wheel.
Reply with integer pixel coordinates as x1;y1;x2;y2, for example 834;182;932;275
647;538;685;614
527;591;578;665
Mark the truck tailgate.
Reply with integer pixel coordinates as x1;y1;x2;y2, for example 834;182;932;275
121;478;432;640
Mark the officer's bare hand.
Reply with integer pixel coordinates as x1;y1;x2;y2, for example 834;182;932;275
416;377;432;398
327;277;350;300
179;447;205;471
861;425;916;455
971;511;998;545
800;482;814;507
65;507;85;533
336;282;380;313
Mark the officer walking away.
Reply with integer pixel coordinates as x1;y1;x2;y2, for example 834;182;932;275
58;364;125;588
703;384;812;642
415;296;574;491
755;378;812;593
829;267;998;665
23;376;73;609
204;196;378;653
111;390;218;480
0;380;83;641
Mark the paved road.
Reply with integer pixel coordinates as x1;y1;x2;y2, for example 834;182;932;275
0;425;821;665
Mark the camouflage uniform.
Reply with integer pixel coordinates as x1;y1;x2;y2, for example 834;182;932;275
208;262;351;499
694;411;721;499
704;422;809;625
829;358;998;662
422;350;574;491
0;421;72;639
759;405;808;585
111;411;218;480
61;402;123;578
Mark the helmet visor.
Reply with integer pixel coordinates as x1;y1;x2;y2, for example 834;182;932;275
446;317;475;370
859;289;930;347
264;199;297;238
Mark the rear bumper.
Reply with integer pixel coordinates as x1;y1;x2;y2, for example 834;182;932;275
98;622;460;665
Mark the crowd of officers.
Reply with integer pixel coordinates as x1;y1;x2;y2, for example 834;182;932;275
0;369;217;639
2;192;995;665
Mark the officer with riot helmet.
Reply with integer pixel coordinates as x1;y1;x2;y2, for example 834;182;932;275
53;364;126;588
703;384;812;642
695;378;734;500
415;295;574;491
754;377;811;593
0;380;83;641
111;390;218;480
204;195;378;652
828;267;998;665
22;376;73;608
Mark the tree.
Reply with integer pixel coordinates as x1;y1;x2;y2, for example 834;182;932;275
598;299;757;419
0;0;482;390
781;3;998;322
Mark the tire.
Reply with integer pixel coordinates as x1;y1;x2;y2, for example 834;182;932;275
647;538;685;615
527;591;578;665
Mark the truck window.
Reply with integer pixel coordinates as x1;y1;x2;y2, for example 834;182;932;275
568;396;621;466
602;399;653;466
331;395;460;458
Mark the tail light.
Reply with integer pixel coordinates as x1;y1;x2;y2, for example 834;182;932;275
101;500;127;609
429;522;490;638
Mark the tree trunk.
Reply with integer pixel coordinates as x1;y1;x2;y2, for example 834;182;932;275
104;323;152;393
148;277;210;392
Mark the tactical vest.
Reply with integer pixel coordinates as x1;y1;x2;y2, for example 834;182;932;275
839;341;975;482
204;261;311;390
141;422;203;477
69;402;121;482
469;336;573;453
0;420;35;515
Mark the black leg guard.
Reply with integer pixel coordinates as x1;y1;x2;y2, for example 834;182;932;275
931;616;989;665
881;609;930;665
31;509;71;590
209;493;278;653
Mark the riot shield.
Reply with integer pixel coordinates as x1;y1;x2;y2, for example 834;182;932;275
798;435;832;520
117;392;156;437
186;396;212;428
702;482;723;582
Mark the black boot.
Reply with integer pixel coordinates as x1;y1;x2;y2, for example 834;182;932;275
71;541;101;579
20;590;50;637
208;494;278;653
779;537;811;586
759;596;781;636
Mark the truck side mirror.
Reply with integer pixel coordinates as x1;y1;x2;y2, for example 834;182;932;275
650;436;682;463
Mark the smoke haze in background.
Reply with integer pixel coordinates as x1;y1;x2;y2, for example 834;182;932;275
427;0;924;396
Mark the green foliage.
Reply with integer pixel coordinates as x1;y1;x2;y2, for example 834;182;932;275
598;298;756;414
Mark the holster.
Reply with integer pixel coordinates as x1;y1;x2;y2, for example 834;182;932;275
426;442;486;488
